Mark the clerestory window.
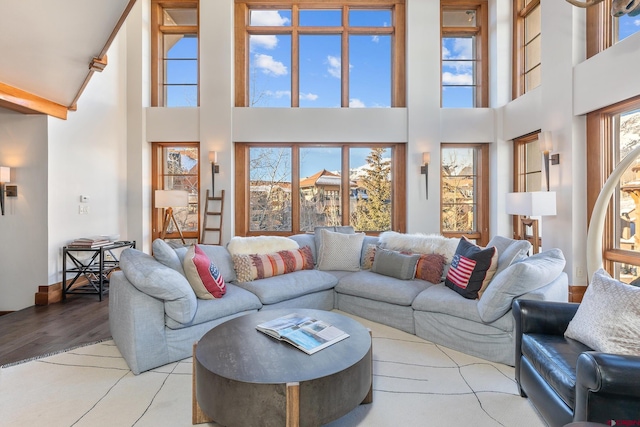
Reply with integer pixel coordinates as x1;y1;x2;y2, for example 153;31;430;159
513;0;541;98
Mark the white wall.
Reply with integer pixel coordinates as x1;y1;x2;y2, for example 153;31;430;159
0;110;49;311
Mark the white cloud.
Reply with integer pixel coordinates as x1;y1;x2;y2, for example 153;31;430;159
254;54;288;76
250;35;278;50
349;98;366;108
300;92;318;101
327;55;342;78
442;72;473;85
250;10;290;26
265;90;291;99
635;19;640;26
372;35;380;43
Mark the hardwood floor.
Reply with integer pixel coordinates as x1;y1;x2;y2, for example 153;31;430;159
0;294;110;366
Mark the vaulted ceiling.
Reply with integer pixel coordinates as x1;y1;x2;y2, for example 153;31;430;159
0;0;136;120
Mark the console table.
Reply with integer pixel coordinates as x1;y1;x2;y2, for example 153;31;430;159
62;240;135;301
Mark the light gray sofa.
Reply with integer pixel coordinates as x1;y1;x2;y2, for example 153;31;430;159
109;232;567;374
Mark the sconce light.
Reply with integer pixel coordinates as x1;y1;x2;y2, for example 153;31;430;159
155;190;189;244
538;131;560;192
1;166;17;216
421;152;430;199
209;151;219;193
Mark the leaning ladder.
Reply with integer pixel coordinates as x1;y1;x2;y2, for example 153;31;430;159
200;189;225;245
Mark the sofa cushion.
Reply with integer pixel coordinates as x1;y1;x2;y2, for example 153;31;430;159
175;244;237;283
415;253;446;283
119;248;197;324
336;270;432;306
231;246;314;282
317;229;365;271
152;238;186;276
183;245;227;299
444;237;498;300
564;268;640;355
371;248;420;280
486;235;531;278
227;235;299;255
233;269;338;305
477;248;566;323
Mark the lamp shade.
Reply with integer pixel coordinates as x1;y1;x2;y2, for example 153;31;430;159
538;131;553;153
155;190;189;208
208;151;217;163
0;166;10;182
505;191;556;216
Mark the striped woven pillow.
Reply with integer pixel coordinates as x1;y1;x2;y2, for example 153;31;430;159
232;246;314;282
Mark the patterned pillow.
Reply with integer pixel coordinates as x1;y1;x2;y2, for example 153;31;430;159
444;237;498;299
232;246;314;282
361;244;377;270
183;244;226;299
415;253;446;283
564;268;640;355
317;229;365;271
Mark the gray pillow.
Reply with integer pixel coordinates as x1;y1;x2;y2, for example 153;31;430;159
314;226;355;257
152;238;185;276
564;268;640;355
372;248;420;280
317;229;364;271
486;235;531;277
477;248;565;323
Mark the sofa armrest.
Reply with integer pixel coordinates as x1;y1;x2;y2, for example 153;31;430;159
574;352;640;422
513;299;579;335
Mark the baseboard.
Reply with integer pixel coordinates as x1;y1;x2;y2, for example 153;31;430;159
0;311;14;316
34;283;63;306
568;285;586;303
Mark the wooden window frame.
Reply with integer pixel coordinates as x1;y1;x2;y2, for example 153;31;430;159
587;95;640;276
234;142;406;236
440;143;490;245
151;0;199;107
234;0;406;108
440;0;489;108
151;142;201;244
512;0;540;99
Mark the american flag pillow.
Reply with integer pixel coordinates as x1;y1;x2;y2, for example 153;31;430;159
444;237;498;299
183;244;227;299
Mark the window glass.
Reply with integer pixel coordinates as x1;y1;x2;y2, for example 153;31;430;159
442;9;476;27
164;35;198;107
349;147;392;232
249;147;293;232
299;35;341;108
523;4;541;92
616;13;640;42
163;8;197;25
300;9;341;26
349;35;392;108
249;9;292;26
441;147;478;233
525;140;542;192
300;147;343;231
249;34;292;107
349;10;392;27
442;36;476;108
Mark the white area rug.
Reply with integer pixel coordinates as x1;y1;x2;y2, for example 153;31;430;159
0;312;545;427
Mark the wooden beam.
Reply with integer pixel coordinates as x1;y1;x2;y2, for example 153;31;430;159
0;82;68;119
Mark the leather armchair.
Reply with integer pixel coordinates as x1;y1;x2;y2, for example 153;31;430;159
513;299;640;427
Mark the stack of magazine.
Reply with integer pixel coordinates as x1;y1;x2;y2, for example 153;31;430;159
256;313;350;355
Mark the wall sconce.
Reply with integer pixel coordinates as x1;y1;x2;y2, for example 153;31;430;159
421;152;430;199
209;151;219;193
505;191;557;253
538;131;560;192
155;190;189;244
1;166;17;216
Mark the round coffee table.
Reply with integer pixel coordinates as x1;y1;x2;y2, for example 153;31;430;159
193;309;372;427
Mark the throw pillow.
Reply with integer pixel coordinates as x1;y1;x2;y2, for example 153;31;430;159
232;246;314;282
415;253;446;283
444;237;498;299
361;244;377;270
564;268;640;355
477;248;566;323
485;235;531;279
152;238;186;276
314;226;355;257
371;248;420;280
317;229;365;271
183;244;226;299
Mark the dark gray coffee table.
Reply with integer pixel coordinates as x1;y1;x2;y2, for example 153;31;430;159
192;309;372;427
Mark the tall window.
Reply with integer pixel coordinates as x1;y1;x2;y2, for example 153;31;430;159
151;0;199;107
152;143;201;244
513;0;541;98
441;144;490;245
441;0;489;108
235;143;406;236
513;132;543;248
235;0;406;108
587;0;640;58
587;96;640;283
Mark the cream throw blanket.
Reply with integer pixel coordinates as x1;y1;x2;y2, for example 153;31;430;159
379;231;460;263
227;235;299;255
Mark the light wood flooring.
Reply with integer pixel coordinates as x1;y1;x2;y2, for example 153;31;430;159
0;295;110;366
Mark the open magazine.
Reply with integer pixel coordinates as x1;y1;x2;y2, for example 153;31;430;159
256;313;350;355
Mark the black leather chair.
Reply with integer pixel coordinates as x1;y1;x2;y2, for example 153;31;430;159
513;299;640;427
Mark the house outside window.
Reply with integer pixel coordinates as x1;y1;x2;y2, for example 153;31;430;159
235;143;406;236
234;0;406;108
513;0;541;98
151;0;199;107
441;0;488;108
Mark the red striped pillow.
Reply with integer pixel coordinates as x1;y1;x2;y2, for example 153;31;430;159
233;246;314;282
183;244;226;299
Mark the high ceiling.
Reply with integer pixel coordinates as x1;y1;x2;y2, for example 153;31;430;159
0;0;135;119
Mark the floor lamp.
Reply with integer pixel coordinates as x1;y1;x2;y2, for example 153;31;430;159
155;190;189;244
505;191;557;254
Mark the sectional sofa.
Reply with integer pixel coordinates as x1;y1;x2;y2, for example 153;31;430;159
109;230;568;374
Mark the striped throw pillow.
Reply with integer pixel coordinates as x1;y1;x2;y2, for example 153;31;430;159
232;246;314;282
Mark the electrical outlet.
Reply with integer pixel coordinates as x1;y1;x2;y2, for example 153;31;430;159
79;205;89;215
576;266;585;278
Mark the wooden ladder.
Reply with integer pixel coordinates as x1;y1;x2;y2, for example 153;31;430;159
200;189;225;245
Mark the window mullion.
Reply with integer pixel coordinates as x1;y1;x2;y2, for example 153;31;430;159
342;5;349;108
291;6;300;107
